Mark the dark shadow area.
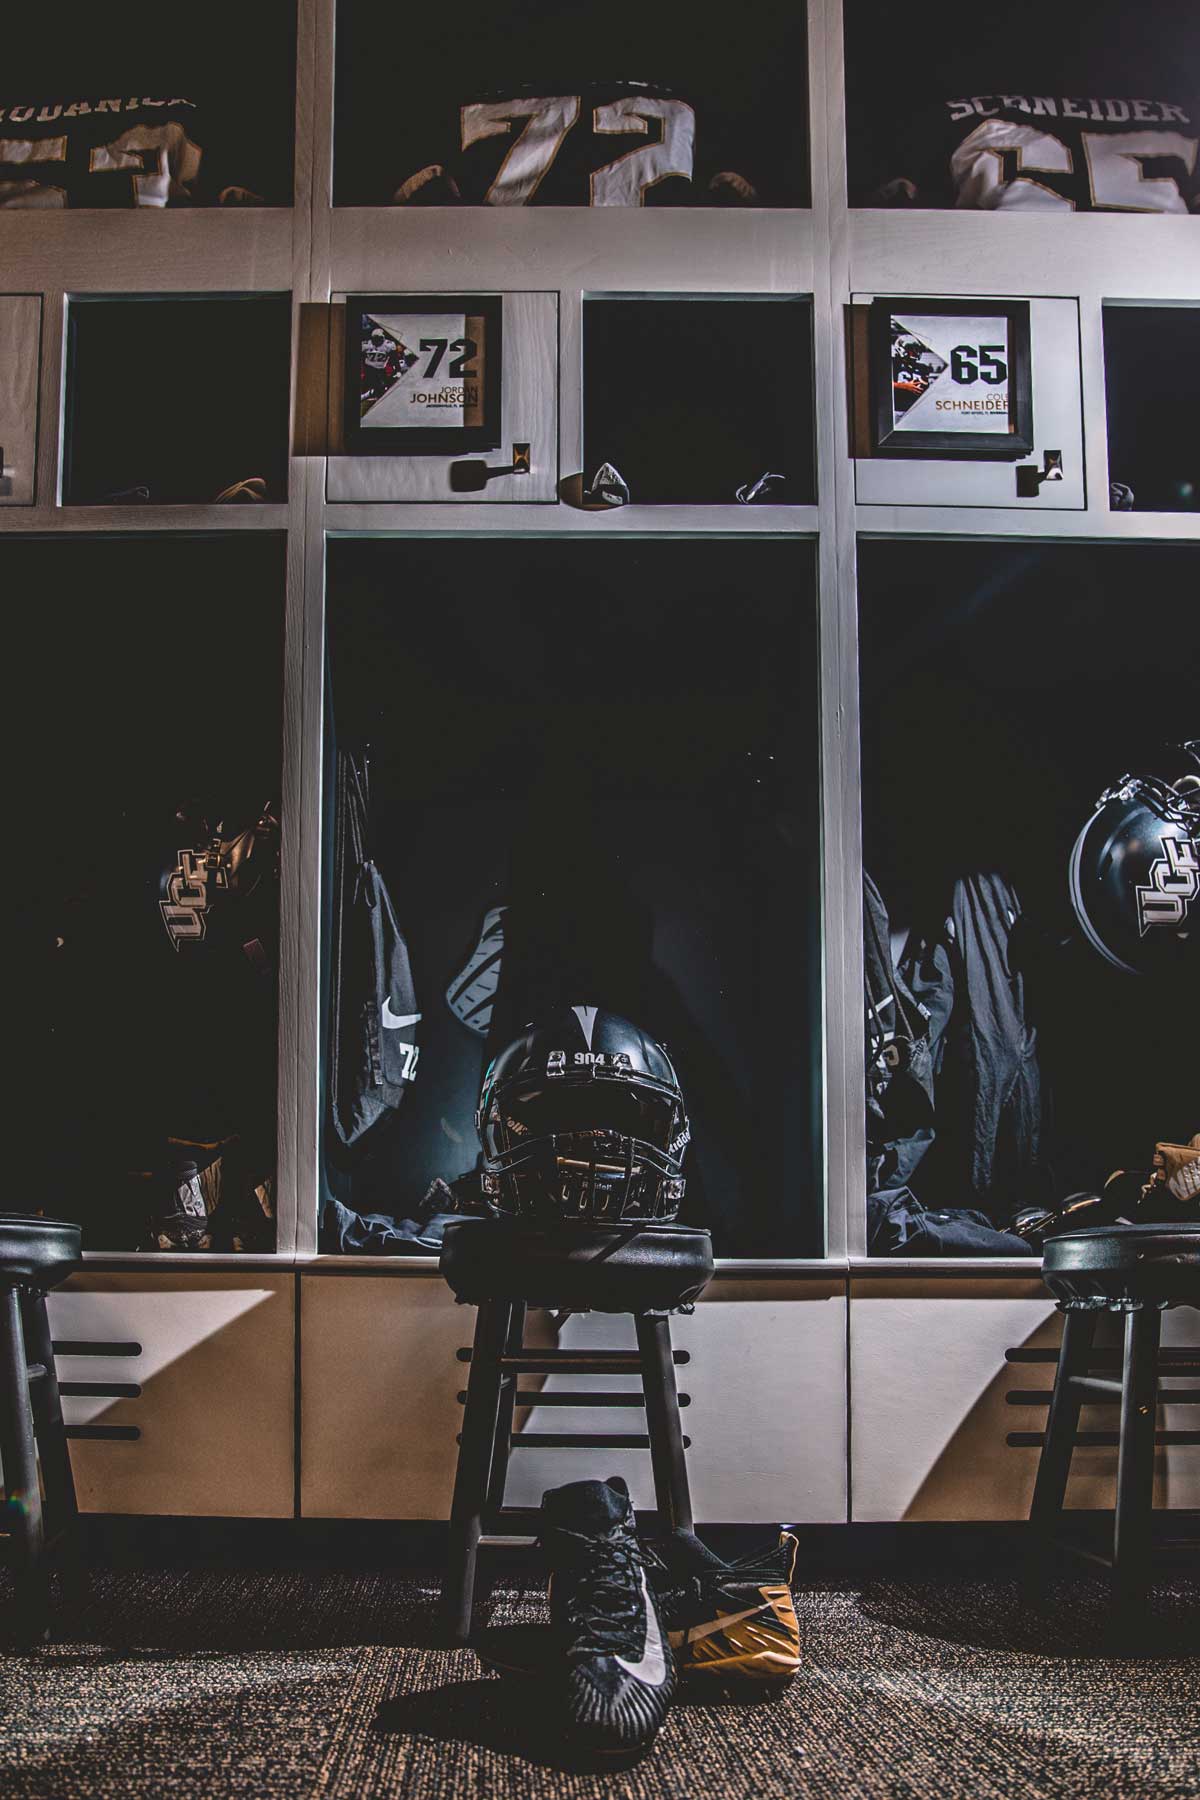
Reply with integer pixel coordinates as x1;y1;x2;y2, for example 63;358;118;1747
65;298;292;505
583;299;816;505
9;535;284;1251
855;1569;1200;1657
1104;306;1200;513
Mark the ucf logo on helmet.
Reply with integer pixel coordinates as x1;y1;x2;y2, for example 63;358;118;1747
1137;837;1199;935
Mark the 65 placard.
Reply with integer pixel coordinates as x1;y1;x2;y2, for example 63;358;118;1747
869;297;1033;460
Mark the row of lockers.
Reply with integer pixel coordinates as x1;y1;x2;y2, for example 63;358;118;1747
2;293;1196;510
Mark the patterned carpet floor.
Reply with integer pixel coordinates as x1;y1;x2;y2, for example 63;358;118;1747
1;1558;1197;1799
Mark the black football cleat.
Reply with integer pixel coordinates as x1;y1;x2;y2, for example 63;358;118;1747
540;1476;675;1756
644;1527;801;1684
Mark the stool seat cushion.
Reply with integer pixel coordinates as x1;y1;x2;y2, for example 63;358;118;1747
0;1216;83;1288
1042;1223;1199;1308
440;1219;714;1312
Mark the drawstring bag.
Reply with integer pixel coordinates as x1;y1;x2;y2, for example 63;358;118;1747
328;748;420;1149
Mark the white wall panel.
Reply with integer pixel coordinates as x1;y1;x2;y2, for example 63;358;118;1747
850;1279;1199;1521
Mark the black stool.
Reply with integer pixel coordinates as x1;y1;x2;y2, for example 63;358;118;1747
439;1218;714;1644
0;1215;83;1642
1029;1224;1199;1610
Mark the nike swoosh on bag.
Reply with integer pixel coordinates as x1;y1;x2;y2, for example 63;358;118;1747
615;1571;669;1688
382;1002;422;1029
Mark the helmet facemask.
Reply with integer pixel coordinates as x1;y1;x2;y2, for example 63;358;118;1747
479;1063;688;1222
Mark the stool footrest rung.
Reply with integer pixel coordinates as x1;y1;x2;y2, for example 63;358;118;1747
1068;1376;1124;1399
458;1348;688;1372
1011;1429;1200;1448
511;1432;692;1450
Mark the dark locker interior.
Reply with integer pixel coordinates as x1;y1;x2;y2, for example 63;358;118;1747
859;539;1199;1251
323;536;823;1258
11;534;285;1250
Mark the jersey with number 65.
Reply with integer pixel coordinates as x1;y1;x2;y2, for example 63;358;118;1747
0;93;255;207
877;91;1198;211
392;81;758;207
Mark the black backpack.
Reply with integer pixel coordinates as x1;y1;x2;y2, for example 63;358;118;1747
328;748;420;1149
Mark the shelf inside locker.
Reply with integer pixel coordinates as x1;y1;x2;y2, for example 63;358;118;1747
582;298;816;506
332;0;809;208
1104;306;1200;515
9;533;285;1253
63;296;291;507
322;536;823;1261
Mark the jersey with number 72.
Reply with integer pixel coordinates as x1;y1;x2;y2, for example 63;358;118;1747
393;81;758;206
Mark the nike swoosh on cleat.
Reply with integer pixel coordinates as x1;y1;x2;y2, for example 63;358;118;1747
381;1002;422;1029
614;1571;669;1687
669;1601;767;1648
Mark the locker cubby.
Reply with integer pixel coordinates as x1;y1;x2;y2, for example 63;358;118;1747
858;540;1199;1258
583;298;816;506
1;8;297;209
63;296;291;506
844;0;1198;212
1104;305;1200;513
333;0;809;208
10;534;285;1253
323;536;823;1260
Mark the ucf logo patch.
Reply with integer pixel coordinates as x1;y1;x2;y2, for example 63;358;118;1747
1137;836;1199;935
161;846;223;949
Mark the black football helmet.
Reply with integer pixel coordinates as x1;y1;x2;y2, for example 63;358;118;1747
1068;744;1199;976
476;1006;690;1222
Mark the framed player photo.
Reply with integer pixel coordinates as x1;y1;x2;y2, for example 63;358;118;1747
343;294;503;455
869;298;1033;460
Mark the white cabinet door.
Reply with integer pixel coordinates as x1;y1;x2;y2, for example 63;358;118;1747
850;1278;1199;1521
300;1271;846;1524
0;294;41;505
300;1270;494;1520
47;1272;295;1518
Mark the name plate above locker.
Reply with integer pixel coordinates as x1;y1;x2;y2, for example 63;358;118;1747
310;292;558;505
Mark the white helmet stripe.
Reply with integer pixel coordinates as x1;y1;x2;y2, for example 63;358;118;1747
571;1004;599;1049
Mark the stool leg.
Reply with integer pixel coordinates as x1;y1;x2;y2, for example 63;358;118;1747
635;1312;693;1533
1029;1307;1099;1547
0;1284;49;1643
442;1299;511;1646
1112;1305;1161;1618
22;1291;83;1599
486;1302;526;1518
